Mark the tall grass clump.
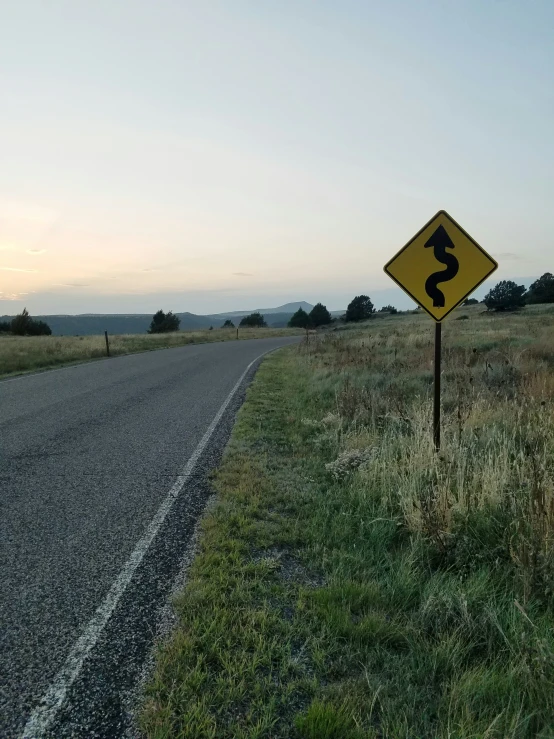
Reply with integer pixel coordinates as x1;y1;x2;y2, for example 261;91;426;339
304;306;554;607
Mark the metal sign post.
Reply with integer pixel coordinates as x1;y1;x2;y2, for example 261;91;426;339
384;210;498;450
433;322;441;451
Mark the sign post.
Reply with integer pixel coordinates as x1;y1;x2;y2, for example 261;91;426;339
433;322;441;451
384;210;498;450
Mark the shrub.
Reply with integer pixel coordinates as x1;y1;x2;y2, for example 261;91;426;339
10;308;34;335
10;308;52;336
148;310;180;333
239;312;267;328
463;298;479;305
325;447;375;481
27;320;52;336
484;280;526;311
288;307;310;328
345;295;374;322
379;305;398;314
222;319;235;328
526;273;554;304
309;303;332;327
0;321;12;333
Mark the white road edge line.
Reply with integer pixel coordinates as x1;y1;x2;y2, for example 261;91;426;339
20;349;272;739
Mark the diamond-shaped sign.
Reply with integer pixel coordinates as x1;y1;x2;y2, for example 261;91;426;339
384;210;498;322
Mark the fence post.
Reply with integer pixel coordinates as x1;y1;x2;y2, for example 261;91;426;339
236;327;239;340
104;330;110;357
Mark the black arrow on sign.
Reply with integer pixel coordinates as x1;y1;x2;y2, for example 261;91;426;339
424;224;459;307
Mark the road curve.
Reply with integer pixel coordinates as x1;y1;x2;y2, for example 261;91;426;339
0;336;299;738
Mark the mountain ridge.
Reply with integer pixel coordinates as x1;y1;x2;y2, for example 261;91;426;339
0;302;316;335
208;301;313;318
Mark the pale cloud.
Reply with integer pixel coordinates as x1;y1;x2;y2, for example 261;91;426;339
0;292;29;300
493;252;523;260
0;266;38;273
233;272;254;277
54;283;91;287
27;249;47;255
0;244;17;251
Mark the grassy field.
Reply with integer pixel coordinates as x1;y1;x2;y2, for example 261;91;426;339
141;304;554;738
0;327;302;378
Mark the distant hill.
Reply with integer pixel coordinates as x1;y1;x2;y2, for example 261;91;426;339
0;302;314;335
209;301;313;319
0;314;155;336
0;312;223;335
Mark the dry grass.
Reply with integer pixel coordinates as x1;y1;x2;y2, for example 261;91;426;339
306;304;554;604
0;326;301;378
142;303;554;738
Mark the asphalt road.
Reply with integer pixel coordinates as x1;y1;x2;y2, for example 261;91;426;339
0;336;299;738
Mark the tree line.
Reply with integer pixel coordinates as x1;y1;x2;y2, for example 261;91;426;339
149;298;398;335
147;310;271;332
480;273;554;311
0;308;52;336
4;275;552;339
143;275;554;336
286;274;554;327
287;295;396;328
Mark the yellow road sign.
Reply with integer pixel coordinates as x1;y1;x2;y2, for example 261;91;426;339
384;210;498;322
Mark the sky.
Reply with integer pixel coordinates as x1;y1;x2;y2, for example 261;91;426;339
0;0;553;315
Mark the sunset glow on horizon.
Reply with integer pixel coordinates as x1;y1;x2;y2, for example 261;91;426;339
1;1;553;314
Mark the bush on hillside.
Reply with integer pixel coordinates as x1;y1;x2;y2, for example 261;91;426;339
148;310;180;333
345;295;374;322
379;305;398;314
27;320;52;336
0;321;12;333
484;281;526;312
222;319;235;328
526;272;554;304
239;312;267;328
10;308;52;336
309;303;332;327
463;298;479;305
288;307;310;328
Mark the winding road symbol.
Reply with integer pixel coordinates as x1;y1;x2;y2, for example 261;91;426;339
383;209;498;322
424;224;459;307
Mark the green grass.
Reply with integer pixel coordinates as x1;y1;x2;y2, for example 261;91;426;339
141;304;554;738
0;326;302;378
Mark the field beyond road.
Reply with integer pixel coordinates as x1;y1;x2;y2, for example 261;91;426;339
142;305;554;739
0;326;302;379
